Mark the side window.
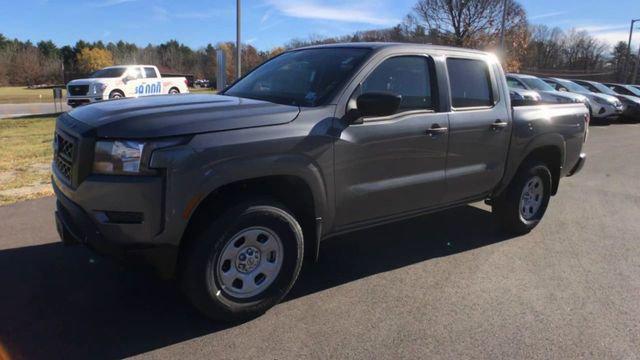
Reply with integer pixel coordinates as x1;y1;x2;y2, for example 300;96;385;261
507;77;526;89
545;80;561;91
447;58;493;108
144;67;158;78
128;67;143;79
361;56;435;112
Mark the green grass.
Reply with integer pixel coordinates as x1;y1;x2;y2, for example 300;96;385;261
0;115;56;205
190;87;217;94
0;86;67;104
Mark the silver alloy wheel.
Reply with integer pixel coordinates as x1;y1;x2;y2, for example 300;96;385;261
215;226;284;299
169;89;179;94
519;175;544;220
111;93;122;99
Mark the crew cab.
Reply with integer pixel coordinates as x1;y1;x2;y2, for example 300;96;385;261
66;65;189;107
52;43;588;322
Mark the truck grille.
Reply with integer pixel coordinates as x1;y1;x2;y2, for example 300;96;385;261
54;132;75;182
68;85;89;96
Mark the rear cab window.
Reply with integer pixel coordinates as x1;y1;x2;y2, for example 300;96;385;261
446;58;494;109
144;67;159;78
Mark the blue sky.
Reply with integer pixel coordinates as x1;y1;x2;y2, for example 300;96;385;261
2;0;640;50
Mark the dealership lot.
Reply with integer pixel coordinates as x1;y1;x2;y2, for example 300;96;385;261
1;123;639;359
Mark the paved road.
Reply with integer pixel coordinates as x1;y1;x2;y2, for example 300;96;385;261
0;102;69;118
1;123;639;359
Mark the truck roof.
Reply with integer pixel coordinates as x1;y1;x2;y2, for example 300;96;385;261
294;42;491;56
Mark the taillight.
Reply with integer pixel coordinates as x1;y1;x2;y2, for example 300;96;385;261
184;79;189;87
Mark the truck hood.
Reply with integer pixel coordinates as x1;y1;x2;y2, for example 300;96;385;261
67;94;300;138
539;90;587;104
67;78;112;86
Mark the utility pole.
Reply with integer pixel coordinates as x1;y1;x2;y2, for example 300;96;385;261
633;41;640;84
236;0;241;81
622;19;640;83
499;0;508;58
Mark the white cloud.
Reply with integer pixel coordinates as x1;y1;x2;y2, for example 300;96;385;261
529;11;566;20
261;10;272;24
265;0;399;26
573;24;634;46
92;0;136;8
151;6;169;21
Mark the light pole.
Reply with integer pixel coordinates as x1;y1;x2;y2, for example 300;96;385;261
621;18;640;83
236;0;241;81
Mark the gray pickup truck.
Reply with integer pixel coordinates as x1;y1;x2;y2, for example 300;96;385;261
52;43;588;321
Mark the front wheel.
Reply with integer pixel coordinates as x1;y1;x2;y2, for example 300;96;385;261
180;201;304;322
108;90;124;99
492;161;552;235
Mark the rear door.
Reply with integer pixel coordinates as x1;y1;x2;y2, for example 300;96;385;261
443;57;511;203
141;66;163;95
334;54;449;227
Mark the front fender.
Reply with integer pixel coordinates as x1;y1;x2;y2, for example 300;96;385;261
194;154;330;225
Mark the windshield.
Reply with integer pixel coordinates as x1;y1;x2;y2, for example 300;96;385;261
224;48;371;107
557;79;588;92
91;67;127;78
622;85;640;96
590;82;617;95
521;77;555;91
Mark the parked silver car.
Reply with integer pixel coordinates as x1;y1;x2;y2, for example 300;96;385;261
544;77;623;121
506;73;588;105
509;88;542;105
573;80;640;120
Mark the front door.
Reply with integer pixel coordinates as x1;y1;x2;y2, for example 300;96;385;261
334;55;449;228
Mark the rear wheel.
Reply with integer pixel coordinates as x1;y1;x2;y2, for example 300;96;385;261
493;161;552;235
180;200;304;322
169;87;180;95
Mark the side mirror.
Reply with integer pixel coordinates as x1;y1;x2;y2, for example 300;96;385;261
356;92;402;118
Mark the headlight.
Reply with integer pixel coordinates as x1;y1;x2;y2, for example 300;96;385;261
594;96;613;105
92;83;107;95
94;140;146;174
92;137;189;175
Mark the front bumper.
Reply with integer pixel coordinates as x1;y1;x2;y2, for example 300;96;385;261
52;171;178;277
592;102;623;119
67;96;104;107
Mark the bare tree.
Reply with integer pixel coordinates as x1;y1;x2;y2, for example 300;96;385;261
412;0;527;47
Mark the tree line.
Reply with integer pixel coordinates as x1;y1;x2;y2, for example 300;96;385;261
0;0;637;86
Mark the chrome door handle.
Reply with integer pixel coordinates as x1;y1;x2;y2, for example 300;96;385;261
426;124;448;136
491;120;508;131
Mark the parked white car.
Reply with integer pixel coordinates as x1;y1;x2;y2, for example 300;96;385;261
506;73;588;105
66;65;189;107
543;77;623;121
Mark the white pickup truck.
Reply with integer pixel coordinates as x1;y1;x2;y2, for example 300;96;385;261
66;65;189;107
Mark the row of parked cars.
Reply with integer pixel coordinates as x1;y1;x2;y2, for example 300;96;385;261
507;73;640;123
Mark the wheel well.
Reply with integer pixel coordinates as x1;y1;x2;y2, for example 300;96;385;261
177;175;317;275
521;146;562;195
109;89;124;97
169;87;179;93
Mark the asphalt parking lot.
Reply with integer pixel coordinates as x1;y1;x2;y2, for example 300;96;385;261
1;123;639;359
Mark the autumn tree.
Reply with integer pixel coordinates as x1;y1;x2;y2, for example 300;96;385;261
76;47;113;74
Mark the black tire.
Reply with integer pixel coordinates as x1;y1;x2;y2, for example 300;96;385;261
169;87;180;94
108;90;124;99
492;161;552;235
180;200;304;322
